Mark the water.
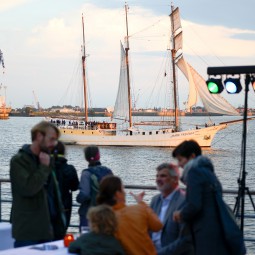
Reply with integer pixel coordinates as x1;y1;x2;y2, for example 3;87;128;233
1;116;255;253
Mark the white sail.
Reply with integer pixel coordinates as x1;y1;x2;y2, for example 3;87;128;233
174;31;183;52
113;42;130;121
177;56;239;115
0;96;5;106
177;57;197;110
171;7;239;116
171;7;182;31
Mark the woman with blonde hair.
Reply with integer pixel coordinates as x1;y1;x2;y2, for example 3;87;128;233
69;204;125;255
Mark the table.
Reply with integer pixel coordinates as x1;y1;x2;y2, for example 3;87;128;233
0;222;14;250
0;240;77;255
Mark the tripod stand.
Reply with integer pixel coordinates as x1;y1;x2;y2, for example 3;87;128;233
233;74;255;232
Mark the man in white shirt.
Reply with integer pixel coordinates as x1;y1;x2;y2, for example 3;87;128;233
150;163;194;255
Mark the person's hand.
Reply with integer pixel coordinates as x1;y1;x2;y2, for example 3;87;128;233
173;210;182;222
39;152;51;166
130;191;145;203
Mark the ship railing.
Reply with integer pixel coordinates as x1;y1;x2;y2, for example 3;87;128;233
1;179;255;243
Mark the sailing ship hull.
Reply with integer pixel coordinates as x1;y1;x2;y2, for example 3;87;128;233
59;124;227;147
0;107;11;120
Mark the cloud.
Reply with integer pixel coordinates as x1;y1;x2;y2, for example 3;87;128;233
25;3;255;60
0;0;31;12
3;2;255;108
27;18;78;58
181;20;255;58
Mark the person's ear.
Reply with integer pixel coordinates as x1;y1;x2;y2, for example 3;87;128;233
115;190;123;202
36;131;44;141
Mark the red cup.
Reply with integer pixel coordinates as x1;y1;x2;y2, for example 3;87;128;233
64;234;74;247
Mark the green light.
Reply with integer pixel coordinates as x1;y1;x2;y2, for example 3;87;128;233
207;81;219;93
206;78;224;94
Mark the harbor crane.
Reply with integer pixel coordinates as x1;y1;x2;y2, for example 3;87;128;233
0;49;5;71
32;90;41;111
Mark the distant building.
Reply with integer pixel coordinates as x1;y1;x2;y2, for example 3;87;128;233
50;107;80;113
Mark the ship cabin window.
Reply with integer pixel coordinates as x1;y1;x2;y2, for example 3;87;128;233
92;132;94;134
149;132;152;135
156;131;159;134
142;132;145;135
130;131;133;136
82;132;84;134
163;131;165;134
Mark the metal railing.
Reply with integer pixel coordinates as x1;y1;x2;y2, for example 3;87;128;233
1;179;255;242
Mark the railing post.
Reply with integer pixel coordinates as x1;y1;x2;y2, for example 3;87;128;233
0;181;2;222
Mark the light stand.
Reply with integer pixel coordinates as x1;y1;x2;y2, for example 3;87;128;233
207;66;255;232
233;74;255;232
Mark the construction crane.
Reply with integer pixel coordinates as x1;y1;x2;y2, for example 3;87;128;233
32;90;41;111
0;49;5;71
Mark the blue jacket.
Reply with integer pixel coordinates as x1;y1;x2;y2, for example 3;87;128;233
181;156;230;255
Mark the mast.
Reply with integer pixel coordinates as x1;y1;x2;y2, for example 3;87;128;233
124;3;132;128
170;5;179;131
82;14;88;122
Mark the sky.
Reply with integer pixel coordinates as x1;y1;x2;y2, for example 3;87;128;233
0;0;255;109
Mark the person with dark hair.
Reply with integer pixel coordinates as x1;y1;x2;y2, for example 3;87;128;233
76;145;113;228
150;163;194;255
69;205;125;255
10;121;59;248
52;141;79;230
97;176;162;255
172;140;201;168
172;140;231;255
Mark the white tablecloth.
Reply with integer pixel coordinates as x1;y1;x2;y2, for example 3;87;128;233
0;240;77;255
0;222;14;250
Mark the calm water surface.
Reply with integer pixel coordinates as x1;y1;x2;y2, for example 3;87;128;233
1;116;255;252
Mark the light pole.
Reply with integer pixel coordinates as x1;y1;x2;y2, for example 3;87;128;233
207;65;255;232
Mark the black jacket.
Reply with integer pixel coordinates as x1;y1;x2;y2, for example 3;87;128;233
54;155;79;226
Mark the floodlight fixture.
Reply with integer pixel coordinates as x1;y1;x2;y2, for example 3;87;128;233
206;78;224;94
206;65;255;231
224;77;242;94
251;76;255;92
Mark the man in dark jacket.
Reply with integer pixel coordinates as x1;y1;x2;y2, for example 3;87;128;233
172;140;232;255
53;141;79;228
10;121;59;248
76;145;113;228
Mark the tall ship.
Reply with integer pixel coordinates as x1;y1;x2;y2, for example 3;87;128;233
0;50;11;120
53;5;241;147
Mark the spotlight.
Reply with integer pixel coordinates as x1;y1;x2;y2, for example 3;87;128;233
224;78;242;94
251;76;255;92
206;78;224;94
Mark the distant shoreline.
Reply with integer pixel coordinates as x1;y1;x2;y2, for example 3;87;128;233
9;111;229;117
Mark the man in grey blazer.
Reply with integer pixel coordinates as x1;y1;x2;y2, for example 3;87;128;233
150;163;193;255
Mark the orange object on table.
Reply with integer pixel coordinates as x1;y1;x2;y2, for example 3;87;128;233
63;234;74;247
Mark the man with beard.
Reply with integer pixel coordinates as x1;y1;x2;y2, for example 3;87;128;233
150;163;194;255
10;121;60;248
